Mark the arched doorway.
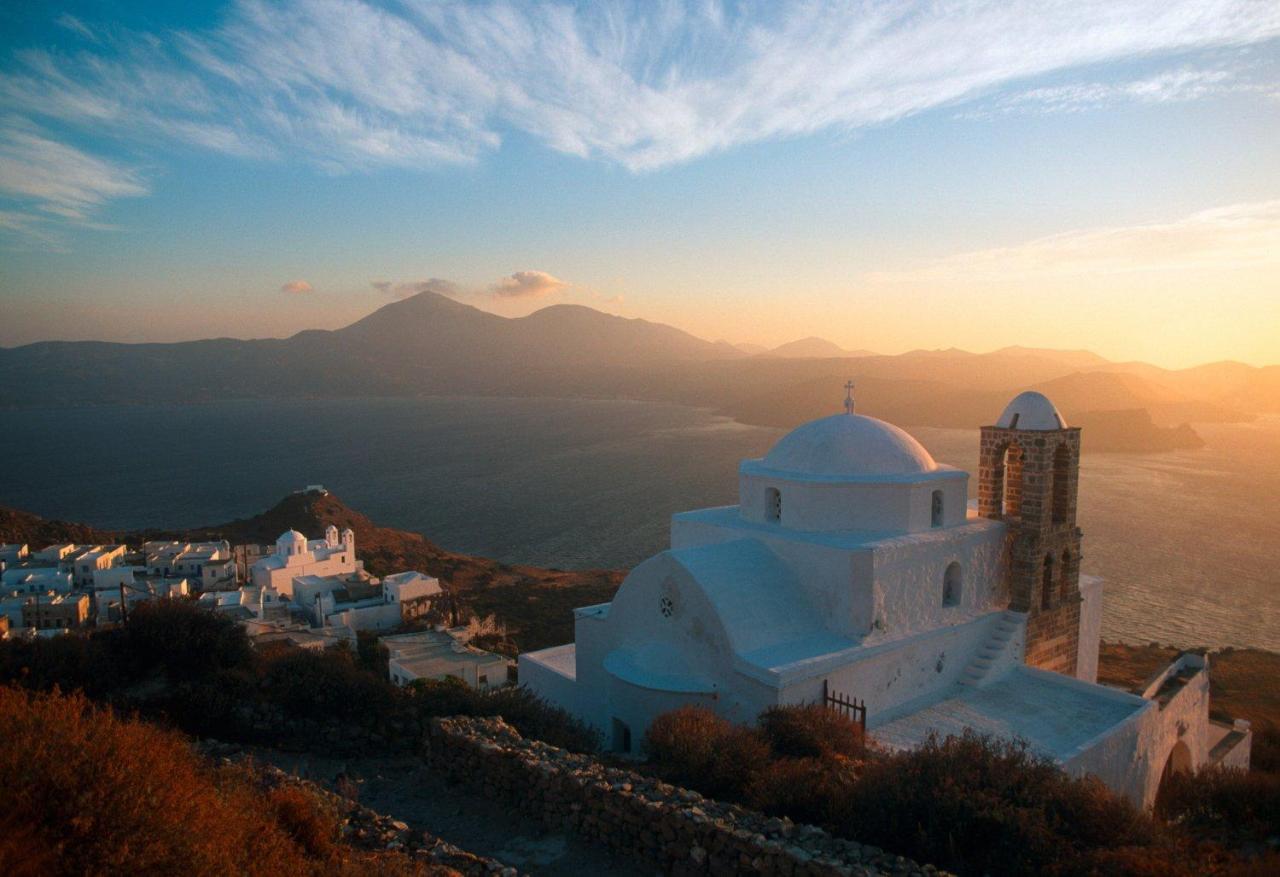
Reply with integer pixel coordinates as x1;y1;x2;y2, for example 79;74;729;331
1155;740;1192;808
1051;444;1071;524
1041;554;1054;610
765;487;782;523
943;562;962;607
1000;444;1024;520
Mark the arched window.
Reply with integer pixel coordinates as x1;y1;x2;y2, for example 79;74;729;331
931;490;944;528
1000;444;1024;520
1052;444;1071;525
1041;554;1055;610
765;487;782;523
1060;549;1074;602
943;561;962;607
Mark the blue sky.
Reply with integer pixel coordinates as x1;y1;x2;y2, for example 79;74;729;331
1;1;1278;367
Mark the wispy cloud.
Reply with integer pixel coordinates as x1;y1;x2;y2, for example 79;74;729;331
371;278;460;299
0;119;146;222
372;271;570;300
280;279;313;293
4;1;1278;174
1;1;1278;243
963;66;1266;118
868;200;1280;283
489;270;567;298
54;14;98;43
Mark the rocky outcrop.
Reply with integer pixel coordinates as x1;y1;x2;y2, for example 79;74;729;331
426;716;946;877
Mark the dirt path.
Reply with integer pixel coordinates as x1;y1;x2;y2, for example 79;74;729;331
249;749;652;876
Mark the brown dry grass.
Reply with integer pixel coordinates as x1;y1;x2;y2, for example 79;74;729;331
0;685;446;877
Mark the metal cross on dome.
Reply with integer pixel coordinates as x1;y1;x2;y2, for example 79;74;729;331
844;380;856;414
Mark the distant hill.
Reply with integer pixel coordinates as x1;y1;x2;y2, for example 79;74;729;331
994;345;1111;370
1;292;1273;448
0;292;741;406
763;337;877;358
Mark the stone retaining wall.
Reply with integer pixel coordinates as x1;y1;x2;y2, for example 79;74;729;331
426;716;945;877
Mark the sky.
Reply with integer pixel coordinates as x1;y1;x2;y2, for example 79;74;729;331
0;1;1277;368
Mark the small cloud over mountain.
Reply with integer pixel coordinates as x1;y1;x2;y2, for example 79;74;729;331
490;270;567;298
280;279;312;294
371;278;459;299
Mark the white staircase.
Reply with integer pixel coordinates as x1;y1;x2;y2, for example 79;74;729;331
958;611;1024;688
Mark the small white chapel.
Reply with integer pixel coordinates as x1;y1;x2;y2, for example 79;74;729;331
521;387;1252;807
250;524;361;596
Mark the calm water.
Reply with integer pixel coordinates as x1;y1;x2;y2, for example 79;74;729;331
1;398;1275;651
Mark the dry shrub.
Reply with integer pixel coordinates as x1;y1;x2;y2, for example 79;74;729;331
746;756;858;827
758;704;865;759
1248;724;1280;774
267;784;338;860
843;731;1160;877
644;706;768;800
645;705;728;772
0;685;307;876
1156;765;1280;849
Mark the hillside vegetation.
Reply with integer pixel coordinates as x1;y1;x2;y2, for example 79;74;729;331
0;685;446;877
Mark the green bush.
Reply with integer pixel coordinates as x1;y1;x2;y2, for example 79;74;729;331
407;677;600;753
115;599;254;682
0;631;117;697
260;646;398;722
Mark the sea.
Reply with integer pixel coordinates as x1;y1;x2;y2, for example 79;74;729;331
1;397;1276;652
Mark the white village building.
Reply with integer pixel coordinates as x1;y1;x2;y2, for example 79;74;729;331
249;525;360;596
384;628;511;691
294;569;441;631
143;540;237;590
521;389;1251;807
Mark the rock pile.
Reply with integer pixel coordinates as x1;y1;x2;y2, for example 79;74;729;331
213;749;519;877
426;716;946;877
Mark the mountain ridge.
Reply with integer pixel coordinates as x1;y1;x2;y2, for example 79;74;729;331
1;292;1275;428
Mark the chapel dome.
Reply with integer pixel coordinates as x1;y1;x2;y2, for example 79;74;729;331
277;529;306;546
758;413;938;478
996;391;1067;430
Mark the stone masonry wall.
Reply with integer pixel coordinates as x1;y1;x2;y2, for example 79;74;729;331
425;716;947;877
978;425;1083;676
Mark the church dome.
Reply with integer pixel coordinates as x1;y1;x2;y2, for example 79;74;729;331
277;529;306;547
996;391;1067;430
758;414;938;478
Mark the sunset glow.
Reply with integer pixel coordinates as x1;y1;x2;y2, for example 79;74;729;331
1;1;1277;367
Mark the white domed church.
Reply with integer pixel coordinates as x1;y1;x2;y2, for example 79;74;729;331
521;389;1251;807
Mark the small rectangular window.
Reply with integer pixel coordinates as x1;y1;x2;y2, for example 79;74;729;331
612;718;633;753
765;487;782;523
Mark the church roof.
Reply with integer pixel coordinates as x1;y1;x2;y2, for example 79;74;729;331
996;391;1067;430
871;665;1148;762
278;529;306;543
751;413;938;479
667;539;856;678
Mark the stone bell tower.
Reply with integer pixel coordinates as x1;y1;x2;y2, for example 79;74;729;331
978;392;1083;676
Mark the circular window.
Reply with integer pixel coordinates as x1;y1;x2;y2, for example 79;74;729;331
659;596;674;618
